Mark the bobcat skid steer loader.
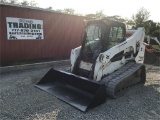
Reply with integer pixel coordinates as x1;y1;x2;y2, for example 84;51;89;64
35;19;146;112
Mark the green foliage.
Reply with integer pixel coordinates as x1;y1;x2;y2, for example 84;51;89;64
10;0;15;4
132;7;150;28
30;0;38;7
1;0;38;7
8;0;18;4
131;7;160;39
144;20;157;35
0;0;8;2
151;23;160;40
46;6;53;10
56;9;63;12
63;8;75;14
106;15;125;22
95;10;106;19
152;30;160;40
85;14;96;19
85;10;106;19
21;0;29;6
125;19;135;29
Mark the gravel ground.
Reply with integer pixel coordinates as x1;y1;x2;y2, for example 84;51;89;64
0;63;160;120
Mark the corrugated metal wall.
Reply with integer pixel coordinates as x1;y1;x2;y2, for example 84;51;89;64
0;5;2;65
0;4;84;65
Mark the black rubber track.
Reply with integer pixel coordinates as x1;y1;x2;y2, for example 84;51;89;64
100;62;146;98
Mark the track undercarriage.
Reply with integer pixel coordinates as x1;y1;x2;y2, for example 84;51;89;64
100;62;146;98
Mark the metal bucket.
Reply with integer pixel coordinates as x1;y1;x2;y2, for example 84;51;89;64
35;68;106;112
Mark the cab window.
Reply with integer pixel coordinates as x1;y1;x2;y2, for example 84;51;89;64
109;27;124;48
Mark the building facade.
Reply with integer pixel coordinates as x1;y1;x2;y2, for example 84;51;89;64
0;3;84;65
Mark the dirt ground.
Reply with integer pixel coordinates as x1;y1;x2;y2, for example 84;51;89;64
0;63;160;120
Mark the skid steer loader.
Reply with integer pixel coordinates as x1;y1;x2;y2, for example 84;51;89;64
35;19;146;112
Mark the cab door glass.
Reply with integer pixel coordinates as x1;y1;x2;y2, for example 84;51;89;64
109;27;124;48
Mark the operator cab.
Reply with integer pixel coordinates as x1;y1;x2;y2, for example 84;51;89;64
81;19;126;62
73;19;126;78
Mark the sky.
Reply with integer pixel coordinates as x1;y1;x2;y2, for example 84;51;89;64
19;0;160;22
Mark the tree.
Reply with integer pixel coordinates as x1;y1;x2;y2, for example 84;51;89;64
0;0;8;2
85;10;106;19
63;8;75;14
85;13;96;19
21;0;29;6
9;0;18;4
150;23;160;40
132;7;150;28
30;0;38;7
143;20;157;35
95;10;106;19
56;9;63;12
106;15;125;22
152;30;160;40
46;6;53;10
131;7;160;39
125;19;135;29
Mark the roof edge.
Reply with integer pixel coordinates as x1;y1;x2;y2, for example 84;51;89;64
0;2;84;18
